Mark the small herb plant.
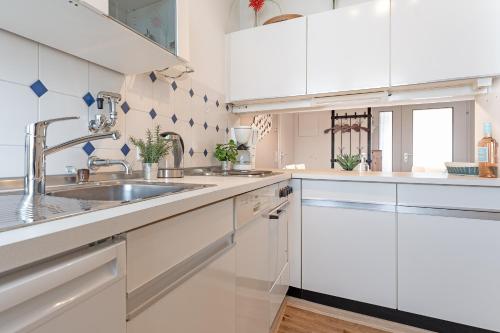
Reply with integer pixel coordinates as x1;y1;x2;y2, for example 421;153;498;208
336;154;361;171
215;140;238;162
130;125;170;164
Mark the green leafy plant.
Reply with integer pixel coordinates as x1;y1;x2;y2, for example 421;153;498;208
336;154;361;171
130;125;170;164
215;140;238;162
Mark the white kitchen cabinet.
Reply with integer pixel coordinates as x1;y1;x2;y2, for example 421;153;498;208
302;204;397;308
287;179;302;289
226;17;307;102
307;0;390;95
398;211;500;332
391;0;500;86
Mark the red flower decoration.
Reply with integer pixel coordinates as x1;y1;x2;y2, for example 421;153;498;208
249;0;265;12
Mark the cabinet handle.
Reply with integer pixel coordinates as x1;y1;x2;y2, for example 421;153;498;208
398;206;500;221
302;199;396;213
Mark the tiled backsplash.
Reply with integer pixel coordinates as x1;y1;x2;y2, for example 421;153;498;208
0;29;238;178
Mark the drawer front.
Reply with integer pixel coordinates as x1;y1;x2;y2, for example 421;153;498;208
235;184;279;229
398;184;500;211
302;180;396;204
127;199;234;293
269;263;289;328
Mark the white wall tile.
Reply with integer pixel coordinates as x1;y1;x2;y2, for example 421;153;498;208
125;110;153;142
39;45;88;97
0;81;38;145
46;147;88;175
0;30;38;85
172;88;192;122
0;146;24;178
191;95;207;125
152;79;173;117
124;75;153;112
39;92;89;146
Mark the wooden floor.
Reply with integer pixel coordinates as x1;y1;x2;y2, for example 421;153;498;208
277;305;392;333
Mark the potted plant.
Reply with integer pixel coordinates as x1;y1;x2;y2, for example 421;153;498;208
215;140;238;171
336;153;361;171
130;125;170;180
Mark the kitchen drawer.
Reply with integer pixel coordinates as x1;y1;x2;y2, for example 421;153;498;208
398;184;500;211
127;199;234;293
302;180;396;205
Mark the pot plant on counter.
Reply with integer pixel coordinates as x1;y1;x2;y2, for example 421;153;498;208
130;125;171;180
336;153;361;171
215;140;238;171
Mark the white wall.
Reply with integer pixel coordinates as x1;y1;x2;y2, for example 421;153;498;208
475;79;500;147
240;114;279;169
0;0;238;178
238;0;370;29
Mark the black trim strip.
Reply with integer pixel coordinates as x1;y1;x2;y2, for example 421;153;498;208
287;287;497;333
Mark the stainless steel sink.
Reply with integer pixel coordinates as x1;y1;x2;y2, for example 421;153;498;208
48;181;212;202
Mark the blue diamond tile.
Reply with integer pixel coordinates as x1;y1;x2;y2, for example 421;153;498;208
82;92;95;107
226;104;230;111
171;81;178;91
204;95;208;103
30;80;48;97
121;144;131;156
216;125;220;132
171;114;178;124
149;109;157;119
216;100;220;107
203;149;208;157
189;148;194;157
203;122;208;130
226;128;229;134
149;71;157;82
189;89;194;97
121;101;130;114
82;142;95;156
189;118;194;127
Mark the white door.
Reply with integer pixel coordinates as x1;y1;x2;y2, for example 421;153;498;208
391;0;500;86
307;0;390;94
398;211;500;332
302;204;397;308
226;17;307;102
373;101;475;172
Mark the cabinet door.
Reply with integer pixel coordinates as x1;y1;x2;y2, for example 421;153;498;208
302;204;397;308
391;0;500;86
127;248;236;333
227;18;307;102
307;0;390;95
398;212;500;332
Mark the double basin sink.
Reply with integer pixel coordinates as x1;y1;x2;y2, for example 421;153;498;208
48;181;212;202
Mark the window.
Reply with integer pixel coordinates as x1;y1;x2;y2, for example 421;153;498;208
412;108;453;172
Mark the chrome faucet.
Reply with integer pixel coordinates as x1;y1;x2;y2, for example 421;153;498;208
24;116;120;195
88;156;132;175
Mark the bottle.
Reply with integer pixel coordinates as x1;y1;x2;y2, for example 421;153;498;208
478;122;498;178
358;153;370;172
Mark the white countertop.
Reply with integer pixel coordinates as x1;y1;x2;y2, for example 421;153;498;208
291;169;500;187
0;173;290;274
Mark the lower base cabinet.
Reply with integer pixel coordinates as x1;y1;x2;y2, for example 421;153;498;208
127;247;236;333
398;212;500;332
302;205;397;308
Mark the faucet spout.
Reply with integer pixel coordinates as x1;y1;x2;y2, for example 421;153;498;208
45;131;120;156
88;156;132;175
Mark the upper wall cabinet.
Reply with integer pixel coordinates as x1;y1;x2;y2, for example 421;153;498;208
307;0;390;95
226;18;307;103
0;0;187;74
391;0;500;86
